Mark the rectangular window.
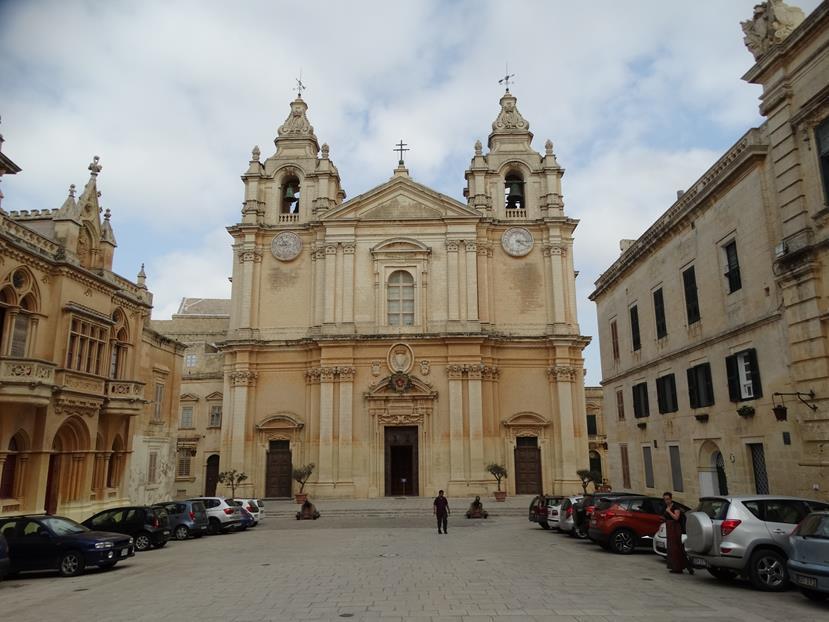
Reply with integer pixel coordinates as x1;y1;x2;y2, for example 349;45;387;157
180;406;194;429
723;241;742;293
65;317;108;374
669;445;684;492
610;320;620;361
687;362;715;408
656;373;678;414
184;354;197;368
629;305;641;352
147;452;158;484
682;266;700;325
632;382;650;418
620;444;631;489
615;389;625;421
177;451;192;478
153;383;165;421
642;446;655;488
748;443;770;494
817;118;829;202
586;414;597;436
653;288;667;339
10;314;30;357
209;405;222;428
726;348;763;401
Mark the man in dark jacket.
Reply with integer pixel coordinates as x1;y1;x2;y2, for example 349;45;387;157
433;490;450;534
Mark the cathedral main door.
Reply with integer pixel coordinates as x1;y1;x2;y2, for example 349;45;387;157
265;440;292;498
514;437;542;494
384;426;418;496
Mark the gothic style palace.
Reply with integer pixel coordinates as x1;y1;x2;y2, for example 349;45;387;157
158;89;591;499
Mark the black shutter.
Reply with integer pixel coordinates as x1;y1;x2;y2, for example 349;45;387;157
748;349;763;399
683;267;700;324
642;384;650;417
725;354;740;402
702;363;715;406
656;377;666;414
687;367;699;409
667;374;678;412
653;289;667;339
632;385;641;418
630;306;641;351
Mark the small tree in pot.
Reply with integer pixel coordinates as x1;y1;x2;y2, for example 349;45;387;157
217;469;248;498
486;463;508;501
576;468;603;495
292;463;315;504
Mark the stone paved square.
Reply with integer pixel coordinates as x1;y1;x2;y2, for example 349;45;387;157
1;505;826;622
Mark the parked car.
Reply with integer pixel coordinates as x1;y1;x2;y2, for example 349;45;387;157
573;492;639;539
189;497;242;534
653;520;687;557
154;500;209;540
547;497;566;530
83;506;171;552
589;495;690;554
0;515;134;577
528;495;564;530
556;496;584;534
0;532;10;580
685;495;829;591
788;510;829;601
238;507;255;530
233;498;264;524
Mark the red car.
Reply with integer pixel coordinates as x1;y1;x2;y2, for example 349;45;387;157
588;496;689;554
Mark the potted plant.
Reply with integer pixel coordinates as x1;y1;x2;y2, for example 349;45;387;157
576;469;603;495
486;463;508;501
217;469;248;498
292;463;315;504
737;405;755;418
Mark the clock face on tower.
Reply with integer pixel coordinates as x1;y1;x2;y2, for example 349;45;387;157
501;227;534;257
271;231;302;261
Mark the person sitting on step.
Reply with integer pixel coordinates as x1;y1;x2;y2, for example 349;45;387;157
296;499;320;520
466;495;488;519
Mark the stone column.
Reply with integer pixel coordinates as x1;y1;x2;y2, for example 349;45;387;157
464;241;479;321
549;246;566;326
549;366;577;487
312;247;325;326
228;370;257;471
237;246;260;329
341;243;355;324
318;367;335;482
447;364;465;482
447;241;460;321
477;244;490;324
324;244;337;324
467;365;484;480
337;367;355;483
542;245;555;327
564;244;578;327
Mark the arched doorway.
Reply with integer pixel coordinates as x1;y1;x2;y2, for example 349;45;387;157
0;431;27;499
589;450;603;480
45;417;90;514
697;441;728;497
204;454;220;496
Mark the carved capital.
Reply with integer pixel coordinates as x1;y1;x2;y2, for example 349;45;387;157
463;240;477;253
342;243;356;255
324;244;338;255
238;249;263;263
446;364;465;379
336;366;356;381
547;366;577;382
466;364;483;380
446;240;460;253
229;370;258;386
319;367;337;381
304;368;321;384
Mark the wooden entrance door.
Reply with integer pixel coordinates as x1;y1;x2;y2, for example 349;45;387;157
265;440;292;498
514;437;542;494
204;454;220;496
384;426;418;496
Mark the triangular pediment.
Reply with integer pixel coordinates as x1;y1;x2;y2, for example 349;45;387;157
322;175;479;221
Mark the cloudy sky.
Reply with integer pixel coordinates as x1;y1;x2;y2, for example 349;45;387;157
1;0;820;384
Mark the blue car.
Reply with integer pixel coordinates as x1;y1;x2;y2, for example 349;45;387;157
0;515;134;577
238;507;255;530
789;511;829;601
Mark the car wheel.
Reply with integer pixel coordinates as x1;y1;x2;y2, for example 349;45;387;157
574;524;589;539
98;561;117;570
174;525;190;540
801;588;828;602
539;520;550;530
609;529;636;555
707;567;738;581
58;551;85;577
208;518;221;535
748;549;788;591
134;533;152;552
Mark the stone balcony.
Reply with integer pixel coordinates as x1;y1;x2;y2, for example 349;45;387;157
0;357;57;406
103;380;146;416
503;209;527;219
278;213;300;223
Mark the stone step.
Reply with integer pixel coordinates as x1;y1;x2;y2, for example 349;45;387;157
260;507;529;519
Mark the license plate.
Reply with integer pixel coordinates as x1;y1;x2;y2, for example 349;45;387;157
689;557;708;568
163;530;170;536
796;574;818;588
120;548;129;558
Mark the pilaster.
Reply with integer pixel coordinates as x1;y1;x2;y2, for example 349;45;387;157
447;364;465;481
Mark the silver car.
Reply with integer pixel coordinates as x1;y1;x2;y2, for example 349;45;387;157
685;495;829;591
788;511;829;602
556;496;583;534
187;497;242;534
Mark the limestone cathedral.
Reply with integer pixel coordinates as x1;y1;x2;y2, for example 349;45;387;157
159;88;591;499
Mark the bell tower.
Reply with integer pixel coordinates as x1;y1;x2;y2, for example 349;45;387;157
464;89;564;220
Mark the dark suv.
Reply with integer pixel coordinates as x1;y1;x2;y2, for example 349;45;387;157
83;506;171;551
154;500;209;540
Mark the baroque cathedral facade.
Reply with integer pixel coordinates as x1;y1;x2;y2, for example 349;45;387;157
159;88;591;499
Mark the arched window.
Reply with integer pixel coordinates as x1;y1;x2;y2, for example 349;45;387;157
589;450;603;480
2;268;39;358
109;309;130;379
504;172;525;210
387;270;415;326
0;434;20;498
281;175;300;214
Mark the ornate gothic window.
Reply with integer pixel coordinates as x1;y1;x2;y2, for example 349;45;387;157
109;309;130;379
66;316;108;375
1;268;40;358
387;270;415;326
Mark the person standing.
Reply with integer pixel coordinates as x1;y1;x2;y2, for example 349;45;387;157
663;492;693;574
433;490;450;534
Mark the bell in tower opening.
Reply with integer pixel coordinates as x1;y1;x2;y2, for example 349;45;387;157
282;176;300;214
504;173;524;210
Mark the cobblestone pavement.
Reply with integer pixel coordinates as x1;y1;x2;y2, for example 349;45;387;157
1;506;827;622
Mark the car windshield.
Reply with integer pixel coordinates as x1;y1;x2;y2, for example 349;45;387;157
546;497;564;506
248;500;259;510
41;517;88;535
799;514;829;538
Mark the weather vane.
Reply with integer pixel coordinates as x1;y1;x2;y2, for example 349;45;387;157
499;63;515;92
295;70;306;97
394;139;410;165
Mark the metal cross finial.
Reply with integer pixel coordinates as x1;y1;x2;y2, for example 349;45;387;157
295;70;306;98
499;63;515;92
394;139;410;165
